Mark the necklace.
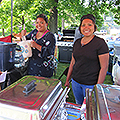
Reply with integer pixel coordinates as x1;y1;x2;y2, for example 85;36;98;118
81;43;84;46
81;35;94;47
37;30;49;39
40;30;49;38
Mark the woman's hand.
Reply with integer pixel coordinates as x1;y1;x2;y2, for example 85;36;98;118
30;40;37;48
30;40;42;51
65;79;70;87
21;30;26;36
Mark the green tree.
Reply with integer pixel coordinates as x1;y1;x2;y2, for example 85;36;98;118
0;0;119;36
0;0;11;36
12;0;35;32
109;0;120;25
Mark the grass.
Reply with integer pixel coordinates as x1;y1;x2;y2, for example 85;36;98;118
51;62;113;103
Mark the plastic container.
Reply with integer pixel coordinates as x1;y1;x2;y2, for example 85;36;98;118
0;42;17;71
65;102;81;120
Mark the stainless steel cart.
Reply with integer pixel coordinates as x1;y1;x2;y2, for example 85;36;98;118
0;75;70;120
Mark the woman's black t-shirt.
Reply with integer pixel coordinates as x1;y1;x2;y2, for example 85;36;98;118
72;35;109;85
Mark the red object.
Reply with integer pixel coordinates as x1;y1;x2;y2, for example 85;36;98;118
66;102;81;108
65;102;81;120
0;35;12;43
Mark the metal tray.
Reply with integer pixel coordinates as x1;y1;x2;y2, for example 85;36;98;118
86;84;120;120
0;75;68;120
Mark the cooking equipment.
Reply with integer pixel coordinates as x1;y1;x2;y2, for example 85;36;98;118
0;75;70;120
58;29;75;63
86;84;120;120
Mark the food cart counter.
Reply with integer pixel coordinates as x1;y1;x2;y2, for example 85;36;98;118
0;75;70;120
86;84;120;120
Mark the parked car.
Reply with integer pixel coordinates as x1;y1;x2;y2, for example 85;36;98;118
116;36;120;41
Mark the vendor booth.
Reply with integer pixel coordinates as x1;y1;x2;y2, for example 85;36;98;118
0;36;82;120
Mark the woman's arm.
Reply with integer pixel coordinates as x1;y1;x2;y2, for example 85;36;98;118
97;53;109;84
65;54;75;87
30;40;42;51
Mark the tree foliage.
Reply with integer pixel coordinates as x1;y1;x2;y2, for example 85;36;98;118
0;0;119;36
0;0;11;35
109;0;120;25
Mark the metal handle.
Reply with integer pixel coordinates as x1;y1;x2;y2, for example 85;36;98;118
98;84;112;120
63;48;67;51
23;80;37;95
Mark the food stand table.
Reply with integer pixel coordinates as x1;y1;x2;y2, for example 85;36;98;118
0;75;71;120
86;84;120;120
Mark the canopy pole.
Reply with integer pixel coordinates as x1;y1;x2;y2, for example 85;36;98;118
11;0;13;42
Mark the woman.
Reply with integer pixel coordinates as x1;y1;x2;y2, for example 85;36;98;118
65;14;109;105
21;14;56;77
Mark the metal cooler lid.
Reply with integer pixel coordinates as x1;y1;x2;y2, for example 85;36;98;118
63;29;75;36
0;75;63;111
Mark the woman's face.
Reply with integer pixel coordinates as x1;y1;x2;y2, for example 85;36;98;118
80;19;95;37
35;18;48;32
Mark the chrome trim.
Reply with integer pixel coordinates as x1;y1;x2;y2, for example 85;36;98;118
94;85;101;120
46;87;70;120
98;84;111;120
39;81;63;119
